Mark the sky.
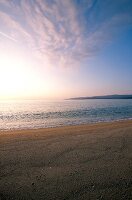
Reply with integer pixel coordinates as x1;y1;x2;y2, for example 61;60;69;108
0;0;132;100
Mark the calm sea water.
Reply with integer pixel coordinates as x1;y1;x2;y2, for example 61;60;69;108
0;99;132;130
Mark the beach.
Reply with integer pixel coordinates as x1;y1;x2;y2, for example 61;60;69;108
0;120;132;200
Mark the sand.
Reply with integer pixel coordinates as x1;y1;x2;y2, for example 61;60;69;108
0;120;132;200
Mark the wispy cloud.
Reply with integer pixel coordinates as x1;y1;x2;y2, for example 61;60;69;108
0;0;132;67
0;31;17;42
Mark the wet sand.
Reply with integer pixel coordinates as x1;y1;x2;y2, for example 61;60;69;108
0;120;132;200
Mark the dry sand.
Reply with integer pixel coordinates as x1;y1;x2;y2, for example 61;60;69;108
0;120;132;200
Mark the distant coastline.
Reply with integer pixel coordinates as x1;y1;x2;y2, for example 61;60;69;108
67;94;132;100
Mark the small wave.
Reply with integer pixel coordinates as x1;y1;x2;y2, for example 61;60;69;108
0;100;132;130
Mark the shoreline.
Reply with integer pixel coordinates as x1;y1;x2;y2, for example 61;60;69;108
0;118;132;134
0;119;132;199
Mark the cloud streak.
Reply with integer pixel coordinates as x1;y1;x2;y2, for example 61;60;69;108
0;31;17;42
0;0;132;67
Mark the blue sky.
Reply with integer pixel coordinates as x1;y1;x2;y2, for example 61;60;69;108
0;0;132;99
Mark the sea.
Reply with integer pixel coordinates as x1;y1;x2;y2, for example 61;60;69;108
0;99;132;130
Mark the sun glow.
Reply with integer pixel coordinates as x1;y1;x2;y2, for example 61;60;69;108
0;45;61;100
0;54;25;89
0;47;39;99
